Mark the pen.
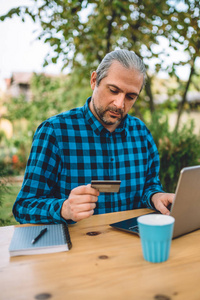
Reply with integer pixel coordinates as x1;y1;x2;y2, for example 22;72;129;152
31;228;47;244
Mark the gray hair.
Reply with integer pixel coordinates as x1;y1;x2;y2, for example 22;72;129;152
96;49;146;90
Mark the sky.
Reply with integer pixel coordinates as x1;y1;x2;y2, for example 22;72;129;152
0;1;199;81
0;0;64;79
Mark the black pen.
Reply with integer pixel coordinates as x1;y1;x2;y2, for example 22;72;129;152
31;228;47;244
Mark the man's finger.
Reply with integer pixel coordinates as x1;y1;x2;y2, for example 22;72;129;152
167;193;175;204
157;202;170;215
68;194;98;206
71;184;100;196
72;209;95;222
73;202;96;213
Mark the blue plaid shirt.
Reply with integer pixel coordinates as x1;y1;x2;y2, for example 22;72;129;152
13;97;164;224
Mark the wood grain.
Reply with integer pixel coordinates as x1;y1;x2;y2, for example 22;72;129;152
1;209;200;300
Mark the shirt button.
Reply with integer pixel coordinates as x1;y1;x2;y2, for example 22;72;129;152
111;158;114;162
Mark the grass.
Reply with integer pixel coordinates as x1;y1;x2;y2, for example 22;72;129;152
0;185;21;226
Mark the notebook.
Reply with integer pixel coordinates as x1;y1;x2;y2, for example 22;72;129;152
9;224;72;257
110;165;200;239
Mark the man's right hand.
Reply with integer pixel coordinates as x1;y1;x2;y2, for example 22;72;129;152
61;184;99;222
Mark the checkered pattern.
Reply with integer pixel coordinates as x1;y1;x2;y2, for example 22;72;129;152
13;97;164;224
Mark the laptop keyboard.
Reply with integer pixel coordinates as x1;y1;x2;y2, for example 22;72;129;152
128;225;139;233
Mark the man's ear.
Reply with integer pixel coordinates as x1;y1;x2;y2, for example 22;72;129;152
90;71;97;90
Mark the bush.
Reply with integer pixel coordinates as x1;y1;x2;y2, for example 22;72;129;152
0;170;11;226
146;111;200;192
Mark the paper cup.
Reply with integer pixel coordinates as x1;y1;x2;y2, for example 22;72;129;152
137;214;175;263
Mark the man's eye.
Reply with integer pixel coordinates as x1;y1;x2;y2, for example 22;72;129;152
110;88;118;94
127;95;136;100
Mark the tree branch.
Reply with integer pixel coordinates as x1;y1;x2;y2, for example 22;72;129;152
175;58;196;131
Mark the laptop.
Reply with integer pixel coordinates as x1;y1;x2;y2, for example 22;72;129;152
110;165;200;239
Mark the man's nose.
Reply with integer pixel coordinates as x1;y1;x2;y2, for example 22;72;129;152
113;94;125;109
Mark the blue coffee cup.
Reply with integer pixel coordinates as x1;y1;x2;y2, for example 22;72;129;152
137;214;175;263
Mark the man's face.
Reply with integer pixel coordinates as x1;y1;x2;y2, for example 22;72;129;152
89;61;144;132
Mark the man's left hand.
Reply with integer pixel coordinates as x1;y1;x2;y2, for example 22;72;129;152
151;192;175;215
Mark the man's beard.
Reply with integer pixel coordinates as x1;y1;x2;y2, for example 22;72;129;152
92;99;124;126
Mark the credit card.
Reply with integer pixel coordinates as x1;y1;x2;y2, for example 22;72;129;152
91;180;121;193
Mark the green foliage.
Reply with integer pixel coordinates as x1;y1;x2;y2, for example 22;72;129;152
0;170;11;226
146;111;200;192
0;171;5;207
0;124;33;176
0;130;5;142
0;185;20;226
6;72;91;133
1;0;199;117
1;1;199;77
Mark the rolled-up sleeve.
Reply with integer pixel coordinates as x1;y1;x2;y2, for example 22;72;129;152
141;130;164;209
13;121;67;224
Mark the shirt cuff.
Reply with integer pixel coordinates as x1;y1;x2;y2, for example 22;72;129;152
49;198;77;225
144;189;165;210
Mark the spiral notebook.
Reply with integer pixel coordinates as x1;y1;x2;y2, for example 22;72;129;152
9;224;72;257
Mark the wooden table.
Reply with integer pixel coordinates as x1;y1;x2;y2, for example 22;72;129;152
1;209;200;300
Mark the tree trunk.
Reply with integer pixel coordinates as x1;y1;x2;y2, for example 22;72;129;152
175;59;195;131
106;10;116;54
144;74;155;113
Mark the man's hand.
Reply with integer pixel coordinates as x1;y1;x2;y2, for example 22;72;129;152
61;184;99;222
151;192;175;215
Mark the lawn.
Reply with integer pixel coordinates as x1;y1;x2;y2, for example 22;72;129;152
0;185;21;226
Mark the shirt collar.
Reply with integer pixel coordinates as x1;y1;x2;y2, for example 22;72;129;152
83;97;128;136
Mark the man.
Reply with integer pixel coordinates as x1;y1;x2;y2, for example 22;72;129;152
13;49;174;224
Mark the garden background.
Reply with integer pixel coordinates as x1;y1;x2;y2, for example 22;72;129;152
0;0;200;226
